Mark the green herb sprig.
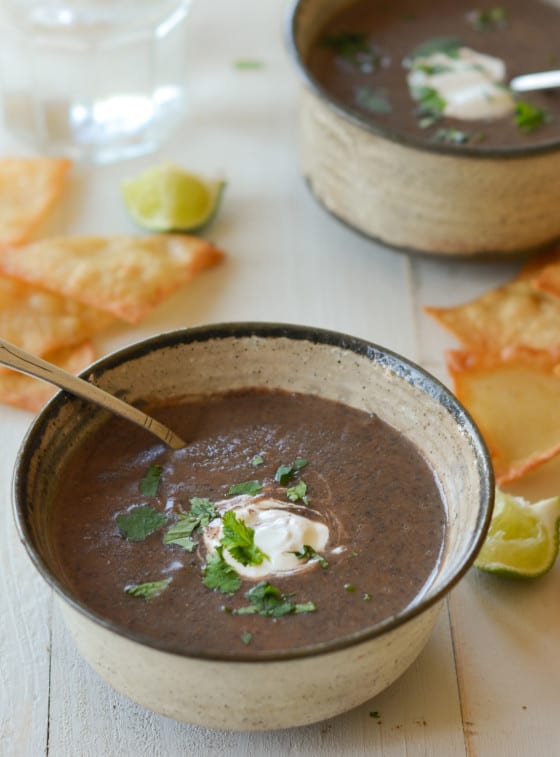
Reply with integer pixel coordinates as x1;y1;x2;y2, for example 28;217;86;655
233;581;316;617
125;577;171;599
221;510;268;566
116;505;167;541
163;497;217;551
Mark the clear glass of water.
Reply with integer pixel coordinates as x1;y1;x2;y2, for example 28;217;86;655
0;0;191;163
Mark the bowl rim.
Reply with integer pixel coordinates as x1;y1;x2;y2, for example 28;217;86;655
284;0;560;160
12;322;495;663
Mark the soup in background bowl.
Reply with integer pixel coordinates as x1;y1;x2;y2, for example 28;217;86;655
287;0;560;256
13;323;494;730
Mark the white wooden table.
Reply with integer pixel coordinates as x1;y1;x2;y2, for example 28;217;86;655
1;2;559;755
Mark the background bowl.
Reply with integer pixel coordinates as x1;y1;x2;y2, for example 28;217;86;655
13;323;494;730
287;0;560;258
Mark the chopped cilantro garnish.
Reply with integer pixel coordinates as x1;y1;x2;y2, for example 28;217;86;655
410;36;462;60
412;61;453;76
234;59;264;70
116;505;167;541
355;86;392;115
251;454;265;467
139;464;162;497
514;100;550;133
163;497;217;550
203;546;242;594
125;577;171;599
274;458;307;485
241;631;253;645
221;510;268;566
292;544;329;568
344;583;356;592
286;479;309;504
369;710;381;719
233;581;316;617
321;32;380;71
432;128;470;144
412;86;446;127
227;480;263;496
467;8;507;31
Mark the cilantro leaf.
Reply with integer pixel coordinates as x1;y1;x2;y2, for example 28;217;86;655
125;577;171;599
412;85;446;127
514;100;550;133
286;479;309;504
292;544;329;568
274;458;308;485
116;505;167;541
234;59;264;70
241;631;253;645
203;546;242;594
227;480;263;496
233;581;317;617
221;510;268;566
139;464;162;497
251;454;265;467
355;86;392;115
467;8;507;31
162;520;197;551
432;128;469;145
163;497;217;550
410;36;462;60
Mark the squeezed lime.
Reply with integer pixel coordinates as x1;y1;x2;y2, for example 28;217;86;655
122;162;225;232
475;488;560;578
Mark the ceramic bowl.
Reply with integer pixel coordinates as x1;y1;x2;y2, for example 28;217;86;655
286;0;560;257
13;323;494;730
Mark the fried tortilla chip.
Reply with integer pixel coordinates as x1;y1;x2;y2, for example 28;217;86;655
0;341;95;412
0;275;113;356
424;278;560;351
0;234;225;323
447;347;560;485
0;157;71;248
531;259;560;299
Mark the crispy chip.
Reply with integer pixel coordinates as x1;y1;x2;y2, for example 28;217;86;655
424;278;560;351
447;347;560;485
0;234;225;323
0;341;95;412
0;275;113;356
0;157;71;248
531;259;560;299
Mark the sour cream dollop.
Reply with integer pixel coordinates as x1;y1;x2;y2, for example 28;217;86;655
203;495;330;580
407;46;515;120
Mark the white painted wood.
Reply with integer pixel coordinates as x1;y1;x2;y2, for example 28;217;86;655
1;0;559;755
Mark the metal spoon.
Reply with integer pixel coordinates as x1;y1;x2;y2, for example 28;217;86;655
0;337;186;450
510;70;560;93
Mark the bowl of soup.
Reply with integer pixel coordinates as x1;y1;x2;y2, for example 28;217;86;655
287;0;560;257
13;323;493;730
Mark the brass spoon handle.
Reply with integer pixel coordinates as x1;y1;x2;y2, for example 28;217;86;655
0;338;185;450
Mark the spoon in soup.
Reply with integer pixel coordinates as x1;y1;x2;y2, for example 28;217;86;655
510;70;560;93
0;337;186;450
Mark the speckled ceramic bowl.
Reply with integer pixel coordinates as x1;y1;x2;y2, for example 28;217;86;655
286;0;560;257
13;323;493;730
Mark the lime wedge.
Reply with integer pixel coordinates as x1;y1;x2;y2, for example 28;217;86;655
474;488;560;578
122;163;225;232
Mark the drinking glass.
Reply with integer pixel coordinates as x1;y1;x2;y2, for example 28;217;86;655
0;0;191;163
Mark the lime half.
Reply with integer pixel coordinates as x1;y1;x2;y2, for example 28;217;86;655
474;488;560;578
122;163;225;232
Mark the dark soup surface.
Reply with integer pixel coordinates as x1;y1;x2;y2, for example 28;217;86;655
306;0;560;150
48;388;446;658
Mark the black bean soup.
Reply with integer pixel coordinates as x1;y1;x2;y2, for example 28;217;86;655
48;388;446;658
306;0;560;149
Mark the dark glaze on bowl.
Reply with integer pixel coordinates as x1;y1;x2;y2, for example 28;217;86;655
305;0;560;154
48;388;446;658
